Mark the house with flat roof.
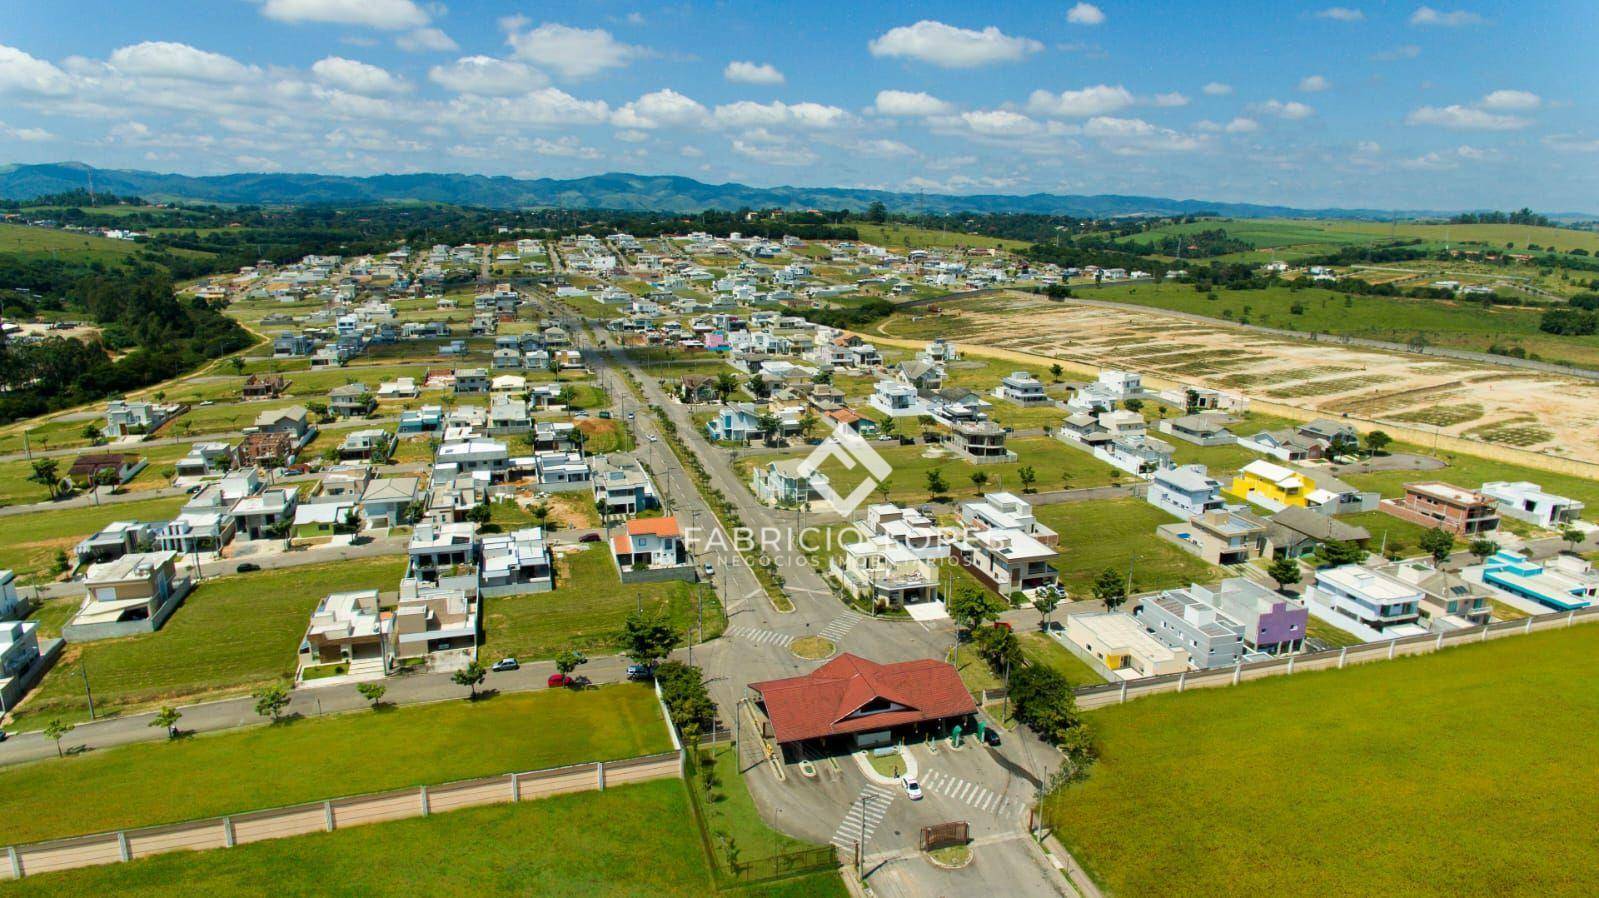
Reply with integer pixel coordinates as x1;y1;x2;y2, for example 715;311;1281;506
1382;561;1492;627
0;570;21;621
748;654;976;752
752;457;829;507
298;589;387;675
1480;481;1584;530
960;527;1057;595
480;528;554;595
868;380;927;418
74;520;159;564
994;371;1048;405
1065;612;1187;678
1148;464;1226;518
408;521;478;575
0;618;40;683
1196;578;1308;655
392;575;479;662
832;535;941;610
103;400;180;438
863;504;950;562
958;493;1058;547
1380;482;1500;536
173;442;235;478
1157;508;1270;566
1307;565;1423;633
70;551;187;639
1474;550;1597;611
591;454;659;517
945;418;1014;463
433;439;510;481
1134;587;1246;670
231;488;298;540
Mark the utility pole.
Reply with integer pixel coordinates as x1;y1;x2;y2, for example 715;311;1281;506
81;659;96;720
857;794;867;878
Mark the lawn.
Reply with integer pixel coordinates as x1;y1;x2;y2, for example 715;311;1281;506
479;546;723;661
852;223;1030;251
7;778;846;898
1338;443;1599;520
13;557;407;727
0;222;214;264
1044;624;1599;898
1032;498;1219;598
1;684;670;844
695;742;827;863
1016;630;1105;686
0;495;187;584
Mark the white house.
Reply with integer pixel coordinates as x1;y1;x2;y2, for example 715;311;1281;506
1148;465;1226;518
1480;481;1585;530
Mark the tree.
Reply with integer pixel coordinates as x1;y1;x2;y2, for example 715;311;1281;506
1032;591;1060;631
713;371;740;401
28;458;61;500
1328;432;1359;458
622;609;682;666
1561;528;1585;553
253;684;291;722
1049;363;1064;381
1017;465;1037;493
865;200;888;223
1469;538;1500;563
878;415;897;440
150;706;182;739
925;468;947;497
356;682;387;709
1092;567;1127;611
1267;556;1302;591
948;583;1002;637
1122;398;1144;413
755;412;782;446
452;661;487;699
1363;430;1393;455
973;624;1022;673
747;375;771;400
970;470;989;488
228;355;246;376
466;502;492;525
1008;664;1091;746
797;411;820;442
1419;527;1456;564
655;661;714;734
555;649;588;677
81;422;102;444
43;718;75;758
1318;539;1367;566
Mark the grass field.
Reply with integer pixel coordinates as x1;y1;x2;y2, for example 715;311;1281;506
1114;217;1599;257
0;222;213;264
0;495;188;584
1032;498;1218;597
1044;623;1599;898
7;778;845;898
14;557;407;727
1016;630;1105;686
2;684;670;844
479;546;723;662
852;223;1031;251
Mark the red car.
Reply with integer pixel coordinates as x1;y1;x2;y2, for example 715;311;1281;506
578;532;602;543
548;673;572;688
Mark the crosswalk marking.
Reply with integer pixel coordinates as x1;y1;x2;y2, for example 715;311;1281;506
819;611;864;643
830;785;895;850
727;625;793;647
922;770;1022;818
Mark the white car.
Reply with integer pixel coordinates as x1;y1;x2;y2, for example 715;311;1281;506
648;434;659;442
902;776;922;800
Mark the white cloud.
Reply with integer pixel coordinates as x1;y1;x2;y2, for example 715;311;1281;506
1026;84;1134;117
1543;134;1599;153
1354;140;1381;155
1225;117;1260;133
429;56;545;96
1083;116;1203;153
848;138;918;158
961;109;1041;136
311;56;408;95
1251;99;1315;119
872;89;953;116
396;28;458;53
1152;92;1190;108
1202;82;1233;96
713;100;850;130
1406;104;1529;130
724;61;785;85
0;45;73;96
1315;7;1365;21
1066;3;1106;25
109;42;255;83
506;23;642;79
1479;89;1540;111
1409;6;1484;26
1299;75;1331;93
0;121;53;142
613;129;648;143
260;0;430;30
529;136;600;159
731;138;817;166
447;88;611;127
612;89;709;129
867;21;1043;68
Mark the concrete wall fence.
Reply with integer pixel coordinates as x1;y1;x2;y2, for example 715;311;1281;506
1071;605;1599;711
0;751;683;881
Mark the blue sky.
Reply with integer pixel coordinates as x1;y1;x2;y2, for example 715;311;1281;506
2;1;1596;210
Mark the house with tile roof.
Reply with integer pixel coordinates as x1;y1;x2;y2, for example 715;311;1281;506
748;653;976;751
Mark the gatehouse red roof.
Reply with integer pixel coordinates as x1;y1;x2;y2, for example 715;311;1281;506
748;653;976;744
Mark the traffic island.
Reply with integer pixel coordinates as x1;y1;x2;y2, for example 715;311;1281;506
789;636;836;660
926;843;974;869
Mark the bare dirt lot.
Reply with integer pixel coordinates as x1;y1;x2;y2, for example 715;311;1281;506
875;292;1599;465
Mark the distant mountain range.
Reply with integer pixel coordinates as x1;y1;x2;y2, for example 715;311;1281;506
0;161;1578;220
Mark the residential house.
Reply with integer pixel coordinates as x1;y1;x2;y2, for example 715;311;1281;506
71;551;185;635
407;521;479;574
488;396;532;435
104;399;179;438
298;590;387;672
231;488;298;540
66;453;145;489
1380;482;1501;536
338;429;393;461
242;374;290;400
707;403;764;444
1192;578;1309;655
1157;508;1271;566
611;517;690;575
994;371;1048;405
392;574;480;661
863;504;950;562
238;431;296;466
251;406;313;440
173;442;235;478
328;383;374;417
1134;587;1246;669
1226;460;1313;511
591;454;659;516
895;360;943;392
1237;428;1329;463
1266;507;1371;558
1307;565;1424;633
1065;612;1187;678
1383;561;1492;627
453;368;491;394
945;419;1014;463
480;528;555;595
960;527;1057;594
0;618;40;683
959;493;1059;547
398;405;443;435
534;451;591;489
1480;481;1585;530
1147;464;1226;518
752;457;829;507
833;535;941;609
359;476;420;529
1474;550;1597;611
74;520;159;564
678;375;721;403
433;439;510;481
0;570;22;620
1158;413;1235;446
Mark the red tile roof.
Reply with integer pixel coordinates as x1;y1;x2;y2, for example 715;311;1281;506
626;516;681;538
748;654;976;744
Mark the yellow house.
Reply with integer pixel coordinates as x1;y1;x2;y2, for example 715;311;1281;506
1227;460;1313;509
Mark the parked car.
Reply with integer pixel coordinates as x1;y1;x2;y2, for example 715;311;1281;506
579;532;602;543
648;434;659;442
491;657;520;672
235;562;261;573
902;776;922;800
982;728;1002;748
627;664;654;681
547;673;572;688
703;562;715;579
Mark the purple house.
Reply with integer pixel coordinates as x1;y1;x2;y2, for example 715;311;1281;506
1200;578;1309;656
704;332;730;352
